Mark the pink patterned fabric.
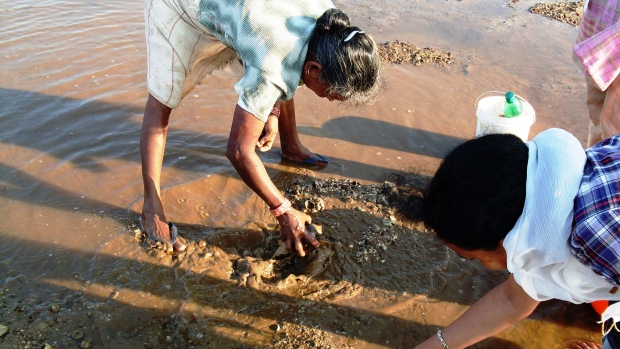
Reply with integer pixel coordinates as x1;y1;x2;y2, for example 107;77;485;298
574;0;620;91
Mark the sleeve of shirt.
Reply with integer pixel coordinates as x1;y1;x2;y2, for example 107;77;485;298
512;270;554;302
512;253;617;304
234;66;283;122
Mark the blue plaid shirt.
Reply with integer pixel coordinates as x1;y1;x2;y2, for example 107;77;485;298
570;135;620;286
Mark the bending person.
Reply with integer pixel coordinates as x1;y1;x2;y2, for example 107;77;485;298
140;1;383;255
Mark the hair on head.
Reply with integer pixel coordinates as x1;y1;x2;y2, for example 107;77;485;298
309;9;384;106
397;133;529;251
314;8;350;32
390;171;431;225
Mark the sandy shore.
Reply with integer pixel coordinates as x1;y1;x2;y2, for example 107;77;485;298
0;0;602;348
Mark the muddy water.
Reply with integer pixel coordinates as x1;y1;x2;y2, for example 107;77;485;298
0;0;600;348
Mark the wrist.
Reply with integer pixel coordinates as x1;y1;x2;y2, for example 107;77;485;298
270;107;280;118
270;198;292;217
437;330;449;349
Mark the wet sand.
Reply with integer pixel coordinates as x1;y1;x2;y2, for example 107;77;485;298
0;0;601;348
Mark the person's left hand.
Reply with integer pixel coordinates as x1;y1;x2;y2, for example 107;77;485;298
256;114;279;152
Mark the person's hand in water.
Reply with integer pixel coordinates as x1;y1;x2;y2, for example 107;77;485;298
276;208;319;256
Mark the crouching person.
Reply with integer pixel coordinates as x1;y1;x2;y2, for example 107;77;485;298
397;128;620;349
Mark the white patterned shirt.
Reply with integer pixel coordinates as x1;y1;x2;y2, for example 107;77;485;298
197;0;335;121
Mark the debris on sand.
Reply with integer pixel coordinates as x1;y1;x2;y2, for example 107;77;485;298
0;175;601;348
530;1;584;26
378;41;454;66
287;177;402;264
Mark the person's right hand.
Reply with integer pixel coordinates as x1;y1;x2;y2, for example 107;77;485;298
276;208;319;257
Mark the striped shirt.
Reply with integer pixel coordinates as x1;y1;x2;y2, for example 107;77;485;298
573;0;620;91
570;135;620;286
197;0;335;121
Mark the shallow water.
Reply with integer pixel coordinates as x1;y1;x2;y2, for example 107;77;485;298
0;0;600;348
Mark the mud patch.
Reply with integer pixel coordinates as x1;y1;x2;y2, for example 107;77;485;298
378;41;455;66
530;1;584;26
0;177;601;349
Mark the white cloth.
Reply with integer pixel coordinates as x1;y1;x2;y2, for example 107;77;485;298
603;302;620;324
198;0;335;121
145;0;335;120
144;0;238;109
503;129;620;311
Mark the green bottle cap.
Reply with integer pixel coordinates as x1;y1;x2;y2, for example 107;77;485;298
505;92;515;102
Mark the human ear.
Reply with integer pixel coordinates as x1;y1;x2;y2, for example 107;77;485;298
303;61;323;77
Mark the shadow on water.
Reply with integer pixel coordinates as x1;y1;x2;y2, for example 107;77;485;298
0;164;598;348
297;116;467;158
0;162;130;220
0;89;599;347
0;232;527;349
0;89;447;183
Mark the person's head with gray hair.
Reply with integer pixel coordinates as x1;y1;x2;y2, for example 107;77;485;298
302;9;384;106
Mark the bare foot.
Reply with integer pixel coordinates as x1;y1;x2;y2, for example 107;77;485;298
140;215;187;252
280;142;322;162
281;148;328;166
175;235;188;251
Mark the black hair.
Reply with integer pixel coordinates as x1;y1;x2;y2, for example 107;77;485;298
395;133;529;251
308;9;384;106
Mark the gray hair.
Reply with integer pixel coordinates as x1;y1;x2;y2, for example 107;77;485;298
309;9;385;106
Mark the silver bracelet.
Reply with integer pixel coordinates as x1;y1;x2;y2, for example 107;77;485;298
437;329;449;349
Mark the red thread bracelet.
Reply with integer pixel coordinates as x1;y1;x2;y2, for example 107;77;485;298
270;199;291;217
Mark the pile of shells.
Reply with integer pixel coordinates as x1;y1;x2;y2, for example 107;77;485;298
378;40;454;66
269;321;330;349
286;177;403;264
530;1;584;26
287;177;398;215
354;221;399;264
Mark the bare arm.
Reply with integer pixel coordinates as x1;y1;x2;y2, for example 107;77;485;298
255;98;312;159
415;275;540;349
227;104;319;256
